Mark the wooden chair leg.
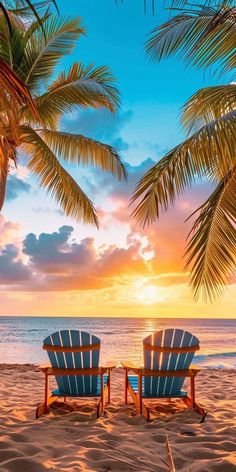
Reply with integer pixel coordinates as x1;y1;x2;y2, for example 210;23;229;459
182;376;207;421
190;376;195;408
142;400;150;421
138;373;142;414
97;373;104;418
124;369;128;404
36;395;58;418
97;372;111;418
36;371;59;419
97;398;102;418
44;372;48;412
108;370;111;403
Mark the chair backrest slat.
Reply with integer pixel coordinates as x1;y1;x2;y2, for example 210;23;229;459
143;329;199;397
43;330;100;396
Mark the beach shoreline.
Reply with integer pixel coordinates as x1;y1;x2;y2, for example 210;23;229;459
0;364;235;471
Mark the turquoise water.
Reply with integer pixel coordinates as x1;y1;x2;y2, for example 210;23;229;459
0;317;235;368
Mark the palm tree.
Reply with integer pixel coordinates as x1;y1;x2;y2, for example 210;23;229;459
0;12;126;225
0;1;58;115
132;4;236;301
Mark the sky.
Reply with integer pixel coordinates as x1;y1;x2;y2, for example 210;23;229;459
1;0;235;317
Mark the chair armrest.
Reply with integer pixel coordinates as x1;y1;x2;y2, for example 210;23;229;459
190;365;201;374
44;367;103;376
141;367;201;377
39;364;116;375
102;361;117;371
121;360;142;374
38;364;51;373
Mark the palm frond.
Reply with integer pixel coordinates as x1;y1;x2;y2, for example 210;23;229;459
169;0;235;8
131;144;197;227
185;169;236;301
22;16;84;89
0;2;13;36
24;9;51;39
5;1;59;17
48;62;119;110
39;129;127;180
0;57;37;114
20;126;98;226
131;110;236;226
146;5;236;76
182;84;236;134
16;0;50;39
21;63;119;128
22;0;59;24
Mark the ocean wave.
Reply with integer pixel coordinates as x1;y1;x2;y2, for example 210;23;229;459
195;351;236;361
194;351;236;368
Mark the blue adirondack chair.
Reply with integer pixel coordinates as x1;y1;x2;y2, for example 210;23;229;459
122;329;206;421
36;330;115;419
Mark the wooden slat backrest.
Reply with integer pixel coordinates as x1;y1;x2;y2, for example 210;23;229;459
43;343;101;352
143;329;199;397
43;330;101;395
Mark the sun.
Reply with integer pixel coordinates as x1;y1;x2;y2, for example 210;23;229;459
136;284;165;304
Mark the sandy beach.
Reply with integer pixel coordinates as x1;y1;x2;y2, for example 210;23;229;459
0;365;235;472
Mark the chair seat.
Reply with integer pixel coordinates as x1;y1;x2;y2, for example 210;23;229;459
52;375;108;397
128;375;187;398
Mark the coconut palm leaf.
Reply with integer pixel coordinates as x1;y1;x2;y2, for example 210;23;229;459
146;5;236;76
0;1;59;42
0;1;12;35
8;0;58;16
21;127;98;226
21;0;59;21
47;62;119;110
21;63;119;129
131;110;236;226
40;129;127;180
131;143;200;227
0;56;37;113
182;84;236;133
185;168;236;301
24;9;51;40
22;16;84;89
13;0;51;37
0;16;29;67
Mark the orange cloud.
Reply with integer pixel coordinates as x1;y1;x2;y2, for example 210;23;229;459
0;215;21;247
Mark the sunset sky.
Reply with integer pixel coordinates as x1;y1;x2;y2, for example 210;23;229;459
1;0;235;318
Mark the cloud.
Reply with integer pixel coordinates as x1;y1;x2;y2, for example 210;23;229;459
62;108;132;151
6;175;31;201
149;273;187;287
0;244;31;283
82;156;155;201
23;226;76;272
0;215;20;247
108;157;155;198
19;225;149;290
0;158;212;295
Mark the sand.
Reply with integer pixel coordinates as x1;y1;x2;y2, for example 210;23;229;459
0;365;235;472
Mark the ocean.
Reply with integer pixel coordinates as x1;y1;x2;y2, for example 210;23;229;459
0;317;235;368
